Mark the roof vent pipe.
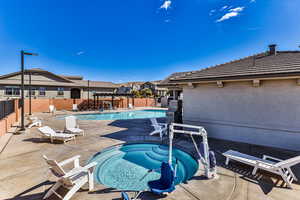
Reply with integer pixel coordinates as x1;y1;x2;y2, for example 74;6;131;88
269;44;277;55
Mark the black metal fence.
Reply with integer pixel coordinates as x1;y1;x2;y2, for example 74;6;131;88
0;100;15;120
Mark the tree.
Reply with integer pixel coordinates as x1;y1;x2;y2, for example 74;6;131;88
140;88;153;97
131;90;141;98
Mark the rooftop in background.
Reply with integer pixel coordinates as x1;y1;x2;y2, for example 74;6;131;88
0;68;118;88
118;80;163;87
161;45;300;85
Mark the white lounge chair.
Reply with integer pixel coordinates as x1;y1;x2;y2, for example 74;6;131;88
72;104;78;112
43;155;97;200
27;115;42;128
38;126;76;143
149;118;168;140
49;105;56;115
65;116;84;136
128;103;133;109
223;150;300;189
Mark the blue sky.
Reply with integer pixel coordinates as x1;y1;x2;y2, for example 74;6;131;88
0;0;299;83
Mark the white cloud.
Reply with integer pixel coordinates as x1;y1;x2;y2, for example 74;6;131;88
216;7;245;22
76;51;85;56
229;7;244;12
209;9;216;16
220;5;228;11
160;1;172;10
216;12;239;22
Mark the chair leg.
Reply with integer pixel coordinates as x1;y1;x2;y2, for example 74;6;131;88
225;158;230;165
63;180;86;200
43;182;61;199
252;166;258;175
281;171;293;189
88;170;94;191
287;167;298;181
150;130;159;136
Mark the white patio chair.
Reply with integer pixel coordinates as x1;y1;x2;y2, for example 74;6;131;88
38;126;76;143
128;103;133;109
49;105;56;115
72;104;78;112
27;115;42;128
223;150;300;189
149;118;168;140
65;116;84;136
43;155;97;200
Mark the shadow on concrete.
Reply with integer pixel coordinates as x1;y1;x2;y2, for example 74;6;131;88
8;193;44;200
101;118;166;143
109;191;166;200
22;138;68;144
89;187;120;194
219;160;294;193
8;180;54;200
22;138;52;144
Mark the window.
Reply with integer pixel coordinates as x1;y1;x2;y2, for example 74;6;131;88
28;88;36;96
57;87;64;96
5;87;20;96
39;87;46;96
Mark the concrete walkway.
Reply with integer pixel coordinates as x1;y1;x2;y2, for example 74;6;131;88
0;111;299;200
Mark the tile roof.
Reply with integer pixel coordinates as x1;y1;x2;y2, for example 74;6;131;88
0;68;118;88
161;51;300;84
72;80;117;88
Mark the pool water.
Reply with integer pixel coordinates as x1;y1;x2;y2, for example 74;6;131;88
89;143;199;191
60;109;166;120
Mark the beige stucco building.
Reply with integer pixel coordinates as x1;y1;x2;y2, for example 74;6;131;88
161;45;300;151
0;68;117;100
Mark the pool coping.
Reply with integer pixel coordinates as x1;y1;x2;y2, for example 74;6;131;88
87;140;199;166
55;109;167;121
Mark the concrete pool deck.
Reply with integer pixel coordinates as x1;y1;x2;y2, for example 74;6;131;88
0;111;299;200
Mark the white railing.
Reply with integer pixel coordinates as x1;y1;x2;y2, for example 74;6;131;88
169;123;211;178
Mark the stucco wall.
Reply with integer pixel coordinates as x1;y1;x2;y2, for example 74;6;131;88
182;79;300;151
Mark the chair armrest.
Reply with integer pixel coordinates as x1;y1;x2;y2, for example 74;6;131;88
262;155;283;162
81;162;98;171
58;155;81;166
152;124;167;128
255;160;276;168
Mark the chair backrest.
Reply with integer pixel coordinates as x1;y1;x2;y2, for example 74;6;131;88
160;162;175;188
72;104;78;111
49;105;55;113
65;116;77;129
275;156;300;168
43;155;66;177
150;118;161;131
150;118;159;126
38;126;55;137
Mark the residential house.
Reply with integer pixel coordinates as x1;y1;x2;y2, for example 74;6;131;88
0;68;117;99
140;81;168;97
116;82;143;94
161;45;300;151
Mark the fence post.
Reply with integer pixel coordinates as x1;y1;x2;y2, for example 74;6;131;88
15;99;19;121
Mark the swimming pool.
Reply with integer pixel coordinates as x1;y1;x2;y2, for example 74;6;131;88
61;109;166;120
89;143;199;191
